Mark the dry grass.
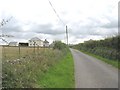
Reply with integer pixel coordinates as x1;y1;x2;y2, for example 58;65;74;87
2;46;64;88
2;46;45;61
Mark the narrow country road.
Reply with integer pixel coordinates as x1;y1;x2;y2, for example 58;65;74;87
70;49;118;88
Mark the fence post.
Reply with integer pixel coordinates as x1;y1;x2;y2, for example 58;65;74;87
34;42;35;54
3;46;6;59
19;45;20;59
37;45;39;54
0;45;2;89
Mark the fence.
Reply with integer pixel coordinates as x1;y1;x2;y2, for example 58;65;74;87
0;46;2;89
2;46;47;61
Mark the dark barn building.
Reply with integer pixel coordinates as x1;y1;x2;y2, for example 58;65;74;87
19;43;28;46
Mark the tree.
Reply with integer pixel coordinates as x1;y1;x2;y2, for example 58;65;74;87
0;17;14;45
53;41;68;50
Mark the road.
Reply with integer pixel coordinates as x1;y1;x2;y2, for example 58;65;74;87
70;49;118;88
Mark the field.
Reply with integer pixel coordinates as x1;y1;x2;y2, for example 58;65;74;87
2;46;43;60
2;45;75;88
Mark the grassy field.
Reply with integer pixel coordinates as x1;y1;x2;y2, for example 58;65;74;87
2;46;75;88
2;46;42;60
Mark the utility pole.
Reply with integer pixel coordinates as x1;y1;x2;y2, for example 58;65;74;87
66;25;68;45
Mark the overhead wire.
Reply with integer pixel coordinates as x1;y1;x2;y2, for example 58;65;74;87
0;38;9;44
47;0;69;45
48;0;65;25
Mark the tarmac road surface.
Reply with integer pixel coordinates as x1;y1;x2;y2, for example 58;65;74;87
70;49;118;88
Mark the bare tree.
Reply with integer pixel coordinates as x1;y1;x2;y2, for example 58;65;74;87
0;17;14;45
0;17;13;28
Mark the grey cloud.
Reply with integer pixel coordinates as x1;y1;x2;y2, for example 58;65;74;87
69;16;118;37
87;17;118;29
1;13;118;45
101;21;118;29
2;25;22;33
30;23;65;35
1;19;24;33
73;35;88;39
1;19;66;42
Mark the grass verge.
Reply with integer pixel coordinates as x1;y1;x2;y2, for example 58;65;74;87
80;50;119;69
38;50;75;88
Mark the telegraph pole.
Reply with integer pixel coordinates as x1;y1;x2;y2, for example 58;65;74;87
66;25;68;45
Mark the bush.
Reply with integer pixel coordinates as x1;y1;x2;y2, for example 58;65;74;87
2;48;64;88
53;41;68;50
72;35;120;61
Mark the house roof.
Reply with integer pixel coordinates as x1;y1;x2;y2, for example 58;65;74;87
30;37;43;41
9;42;18;44
44;39;49;43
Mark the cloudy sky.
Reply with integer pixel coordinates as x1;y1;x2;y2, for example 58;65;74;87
0;0;119;44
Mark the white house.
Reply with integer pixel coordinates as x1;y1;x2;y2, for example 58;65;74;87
28;37;43;47
43;39;49;47
9;42;19;46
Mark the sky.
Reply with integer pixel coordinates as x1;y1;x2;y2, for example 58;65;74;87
0;0;119;44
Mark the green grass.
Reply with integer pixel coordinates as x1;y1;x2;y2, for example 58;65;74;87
38;50;75;88
2;46;75;88
2;47;64;88
80;50;119;69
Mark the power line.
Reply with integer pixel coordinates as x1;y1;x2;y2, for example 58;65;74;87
0;38;9;44
48;0;65;25
47;0;69;45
